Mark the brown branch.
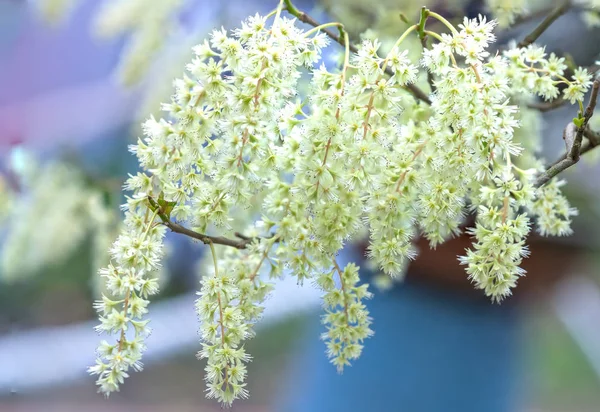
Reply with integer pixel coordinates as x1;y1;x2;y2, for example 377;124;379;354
517;1;571;49
527;97;566;112
165;219;255;249
510;6;560;28
147;195;256;249
534;79;600;188
585;128;600;147
283;0;431;105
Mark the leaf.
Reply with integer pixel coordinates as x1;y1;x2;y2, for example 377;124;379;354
150;191;177;220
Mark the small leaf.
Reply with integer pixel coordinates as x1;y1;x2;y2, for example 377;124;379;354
151;191;177;219
147;195;158;212
572;117;584;128
162;201;176;219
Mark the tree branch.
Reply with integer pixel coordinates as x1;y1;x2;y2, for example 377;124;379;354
527;97;566;112
517;1;571;49
534;79;600;188
147;195;256;249
283;0;432;105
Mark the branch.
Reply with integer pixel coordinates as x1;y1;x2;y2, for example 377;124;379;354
517;1;571;49
283;0;432;105
534;79;600;188
510;6;561;28
165;220;256;249
147;195;256;249
527;97;566;112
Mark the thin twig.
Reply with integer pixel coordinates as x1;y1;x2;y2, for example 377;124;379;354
534;79;600;187
510;6;559;28
517;1;571;49
585;128;600;147
527;97;566;112
147;196;256;249
570;80;599;161
283;0;431;105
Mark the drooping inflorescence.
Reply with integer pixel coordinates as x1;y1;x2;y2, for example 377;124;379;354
88;0;598;405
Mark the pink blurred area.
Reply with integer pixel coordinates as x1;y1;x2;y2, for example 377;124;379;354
0;1;137;150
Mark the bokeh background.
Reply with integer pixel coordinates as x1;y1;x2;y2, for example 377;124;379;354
1;0;600;411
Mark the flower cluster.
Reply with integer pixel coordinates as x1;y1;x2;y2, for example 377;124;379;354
318;262;373;371
485;0;528;27
88;198;166;394
532;179;578;236
460;211;530;301
94;0;187;84
195;238;276;404
503;44;594;103
87;2;597;405
0;149;114;283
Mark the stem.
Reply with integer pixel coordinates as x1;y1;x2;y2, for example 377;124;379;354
265;8;279;20
332;259;350;328
273;0;285;27
395;142;426;192
282;0;431;105
207;239;230;388
502;196;509;223
424;30;457;66
417;7;429;39
147;195;258;249
316;28;349;196
141;209;159;241
117;208;156;352
117;289;131;352
304;22;342;37
283;0;299;16
382;25;418;70
248;238;278;282
427;11;459;35
423;30;444;42
208;240;219;278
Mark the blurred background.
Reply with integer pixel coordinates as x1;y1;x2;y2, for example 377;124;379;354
1;0;600;411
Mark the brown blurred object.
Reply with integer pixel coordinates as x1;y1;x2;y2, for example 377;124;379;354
405;233;586;301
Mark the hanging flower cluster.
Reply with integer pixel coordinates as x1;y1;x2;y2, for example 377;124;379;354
89;0;597;405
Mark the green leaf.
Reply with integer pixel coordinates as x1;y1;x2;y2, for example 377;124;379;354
150;191;177;220
572;117;584;128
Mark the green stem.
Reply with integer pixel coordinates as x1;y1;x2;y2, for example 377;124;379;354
382;24;418;70
304;22;342;37
428;11;459;35
417;7;430;39
424;30;444;42
274;0;285;27
283;0;300;17
208;240;219;278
